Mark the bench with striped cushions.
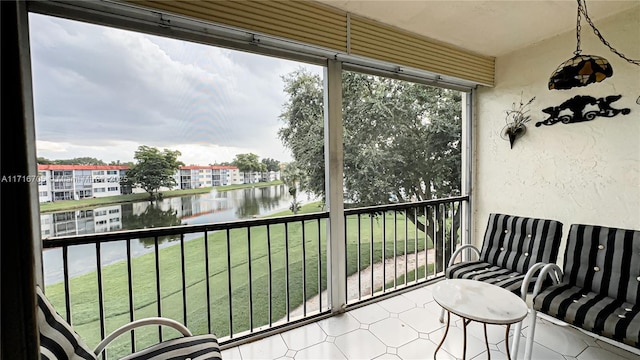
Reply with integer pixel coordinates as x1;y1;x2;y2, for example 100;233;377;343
446;213;563;295
120;335;221;360
37;286;222;359
532;224;640;348
37;286;97;360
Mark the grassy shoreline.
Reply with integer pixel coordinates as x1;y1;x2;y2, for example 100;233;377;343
39;180;284;213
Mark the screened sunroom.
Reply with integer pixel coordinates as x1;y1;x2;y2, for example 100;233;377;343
2;1;639;359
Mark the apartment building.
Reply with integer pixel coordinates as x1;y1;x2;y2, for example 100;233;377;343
37;164;276;202
261;170;281;182
180;165;243;189
37;164;129;202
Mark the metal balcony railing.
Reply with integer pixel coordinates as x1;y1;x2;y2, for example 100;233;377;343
41;196;467;358
344;196;467;304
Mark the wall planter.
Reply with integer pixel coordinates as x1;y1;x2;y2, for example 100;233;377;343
501;96;535;148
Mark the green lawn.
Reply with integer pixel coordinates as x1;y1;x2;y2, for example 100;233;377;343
43;203;438;358
381;264;437;292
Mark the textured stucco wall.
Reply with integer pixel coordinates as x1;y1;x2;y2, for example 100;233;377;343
474;6;640;248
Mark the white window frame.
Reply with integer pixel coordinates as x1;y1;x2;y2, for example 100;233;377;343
23;0;475;335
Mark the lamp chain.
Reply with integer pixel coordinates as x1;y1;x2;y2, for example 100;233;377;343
574;1;581;55
579;0;640;66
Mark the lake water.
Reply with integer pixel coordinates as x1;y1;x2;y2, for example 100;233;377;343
41;185;313;284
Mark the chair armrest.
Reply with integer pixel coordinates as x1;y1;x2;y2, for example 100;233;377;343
521;262;547;301
448;244;481;267
522;263;563;303
93;317;192;356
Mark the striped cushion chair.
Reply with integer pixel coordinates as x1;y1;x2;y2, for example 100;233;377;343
445;213;563;295
525;225;640;358
37;287;96;360
37;286;222;360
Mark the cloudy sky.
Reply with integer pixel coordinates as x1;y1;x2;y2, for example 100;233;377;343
28;13;323;165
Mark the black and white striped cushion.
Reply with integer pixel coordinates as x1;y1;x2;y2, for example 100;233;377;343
533;283;640;349
446;261;542;295
480;213;563;274
120;334;221;360
36;287;97;360
563;224;640;304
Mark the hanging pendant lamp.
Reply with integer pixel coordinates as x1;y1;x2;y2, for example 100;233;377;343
548;54;612;90
548;0;613;90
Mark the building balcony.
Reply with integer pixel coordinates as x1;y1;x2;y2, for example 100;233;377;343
4;1;638;358
40;197;638;360
41;198;463;358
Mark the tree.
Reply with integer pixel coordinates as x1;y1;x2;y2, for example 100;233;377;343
37;156;106;165
279;69;462;270
109;160;134;166
232;153;266;183
261;158;281;172
56;157;106;165
281;162;305;214
37;157;54;165
278;71;325;198
212;161;232;166
123;145;183;199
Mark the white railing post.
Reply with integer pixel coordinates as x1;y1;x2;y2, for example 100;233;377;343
461;90;474;256
324;59;346;313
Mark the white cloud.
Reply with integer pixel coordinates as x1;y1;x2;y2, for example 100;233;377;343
36;140;138;163
173;144;255;165
29;13;321;165
36;140;73;153
36;140;290;166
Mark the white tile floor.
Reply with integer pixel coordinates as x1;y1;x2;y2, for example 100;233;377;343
221;285;639;360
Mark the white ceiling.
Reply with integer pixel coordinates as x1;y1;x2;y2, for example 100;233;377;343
316;0;640;57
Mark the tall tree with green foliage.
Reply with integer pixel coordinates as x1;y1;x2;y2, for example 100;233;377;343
261;158;281;172
278;71;325;198
232;153;266;183
279;69;462;270
123;146;183;199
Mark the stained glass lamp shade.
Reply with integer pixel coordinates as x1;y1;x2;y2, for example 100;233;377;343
548;54;613;90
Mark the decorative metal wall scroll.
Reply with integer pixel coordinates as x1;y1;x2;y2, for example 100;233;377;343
535;95;631;127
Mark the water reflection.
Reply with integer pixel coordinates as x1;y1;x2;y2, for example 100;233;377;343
235;187;284;218
40;185;293;239
121;203;182;248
